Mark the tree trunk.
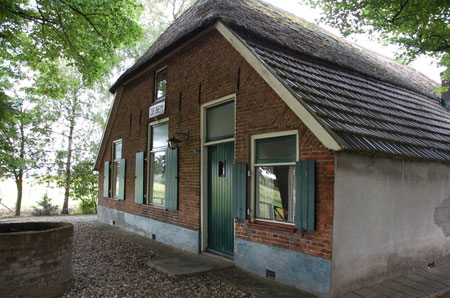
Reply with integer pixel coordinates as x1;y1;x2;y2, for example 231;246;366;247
61;100;77;214
15;174;23;216
15;120;25;216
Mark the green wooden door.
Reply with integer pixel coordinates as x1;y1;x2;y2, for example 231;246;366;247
208;142;234;257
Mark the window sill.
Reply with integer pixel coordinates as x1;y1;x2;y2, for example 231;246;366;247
143;203;166;210
248;219;297;233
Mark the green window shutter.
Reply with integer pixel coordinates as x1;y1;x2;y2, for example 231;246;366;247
295;160;315;230
135;152;144;204
232;163;247;219
118;159;126;200
165;148;178;210
103;161;110;198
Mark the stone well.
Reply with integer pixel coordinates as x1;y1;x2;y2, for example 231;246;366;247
0;222;74;298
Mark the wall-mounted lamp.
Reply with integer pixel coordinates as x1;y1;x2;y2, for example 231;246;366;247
168;130;189;150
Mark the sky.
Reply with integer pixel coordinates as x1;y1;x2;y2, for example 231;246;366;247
264;0;444;83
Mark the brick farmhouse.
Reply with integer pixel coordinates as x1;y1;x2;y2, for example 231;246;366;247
94;0;450;296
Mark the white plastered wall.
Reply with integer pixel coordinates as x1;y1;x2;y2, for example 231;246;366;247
331;152;450;296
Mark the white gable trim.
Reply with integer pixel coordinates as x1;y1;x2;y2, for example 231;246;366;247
94;86;124;170
215;21;342;151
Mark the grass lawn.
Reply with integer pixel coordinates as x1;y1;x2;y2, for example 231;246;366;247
0;178;77;212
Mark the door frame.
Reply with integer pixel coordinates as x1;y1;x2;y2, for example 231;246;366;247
200;93;236;252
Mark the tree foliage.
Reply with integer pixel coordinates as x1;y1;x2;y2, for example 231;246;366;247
124;0;195;60
0;0;143;84
304;0;450;89
0;0;195;216
0;94;53;215
70;159;98;214
34;62;108;214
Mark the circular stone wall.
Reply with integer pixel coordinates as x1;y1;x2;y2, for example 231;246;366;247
0;222;74;298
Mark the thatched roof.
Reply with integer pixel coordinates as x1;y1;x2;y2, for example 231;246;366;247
111;0;437;95
109;0;450;162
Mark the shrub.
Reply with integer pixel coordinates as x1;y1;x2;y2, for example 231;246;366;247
32;193;58;216
71;159;98;214
75;199;97;214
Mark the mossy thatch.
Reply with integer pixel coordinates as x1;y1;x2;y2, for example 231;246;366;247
111;0;437;96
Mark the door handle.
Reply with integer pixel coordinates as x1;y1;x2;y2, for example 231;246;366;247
219;160;226;177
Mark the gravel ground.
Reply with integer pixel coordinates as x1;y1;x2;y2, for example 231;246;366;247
1;215;256;298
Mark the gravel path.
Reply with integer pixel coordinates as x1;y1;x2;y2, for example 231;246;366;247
1;215;256;297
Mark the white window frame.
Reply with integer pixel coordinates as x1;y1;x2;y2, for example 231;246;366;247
154;66;167;102
147;118;169;206
250;130;298;225
111;139;122;198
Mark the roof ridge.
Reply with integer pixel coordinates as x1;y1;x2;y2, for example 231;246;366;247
248;0;438;88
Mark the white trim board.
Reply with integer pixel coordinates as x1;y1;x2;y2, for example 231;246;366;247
94;86;124;170
214;21;342;152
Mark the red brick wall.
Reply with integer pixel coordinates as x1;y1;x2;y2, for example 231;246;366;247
98;29;334;259
234;59;334;260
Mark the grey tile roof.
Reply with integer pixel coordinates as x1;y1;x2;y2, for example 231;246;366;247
245;38;450;161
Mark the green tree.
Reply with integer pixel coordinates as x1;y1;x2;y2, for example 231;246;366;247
0;92;14;130
0;95;53;216
304;0;450;89
70;159;98;214
34;62;108;214
0;0;143;84
124;0;195;60
32;193;58;216
0;66;17;130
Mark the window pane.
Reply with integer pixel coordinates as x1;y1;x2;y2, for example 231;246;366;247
152;122;168;150
256;136;296;163
151;151;166;205
255;166;295;222
206;101;234;142
155;69;167;100
114;141;122;160
113;161;120;197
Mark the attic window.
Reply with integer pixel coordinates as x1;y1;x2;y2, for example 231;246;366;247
155;68;167;101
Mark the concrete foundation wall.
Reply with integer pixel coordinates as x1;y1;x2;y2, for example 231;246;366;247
98;205;199;253
235;238;331;297
332;152;450;296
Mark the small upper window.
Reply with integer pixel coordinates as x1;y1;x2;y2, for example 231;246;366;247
256;136;296;164
155;68;167;101
206;101;234;142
